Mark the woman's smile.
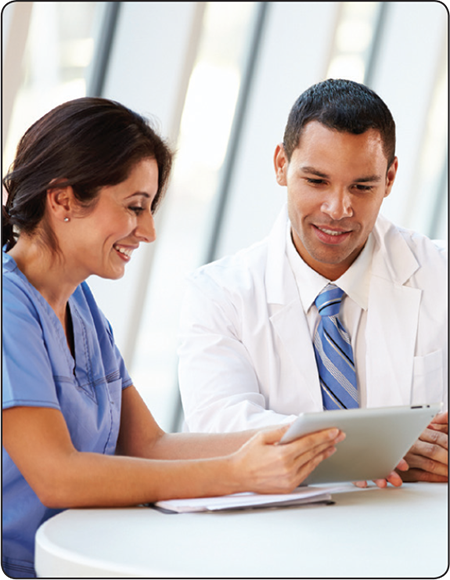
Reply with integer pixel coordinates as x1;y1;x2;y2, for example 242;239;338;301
113;243;137;261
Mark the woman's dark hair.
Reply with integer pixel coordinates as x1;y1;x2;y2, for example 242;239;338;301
283;78;396;168
2;97;173;252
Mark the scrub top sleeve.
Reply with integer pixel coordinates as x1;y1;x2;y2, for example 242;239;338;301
2;284;60;410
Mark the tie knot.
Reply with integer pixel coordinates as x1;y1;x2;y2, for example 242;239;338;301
315;284;344;317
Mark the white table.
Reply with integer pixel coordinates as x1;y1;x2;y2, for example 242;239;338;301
35;483;447;578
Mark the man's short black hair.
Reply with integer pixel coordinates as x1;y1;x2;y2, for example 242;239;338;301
283;78;396;168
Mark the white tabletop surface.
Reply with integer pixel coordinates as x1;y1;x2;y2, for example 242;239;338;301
35;483;448;578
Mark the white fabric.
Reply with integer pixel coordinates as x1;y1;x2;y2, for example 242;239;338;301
178;205;448;432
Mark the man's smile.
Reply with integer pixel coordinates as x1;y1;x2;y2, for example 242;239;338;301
312;224;353;245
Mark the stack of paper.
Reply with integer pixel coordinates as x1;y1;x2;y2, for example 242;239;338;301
153;485;351;513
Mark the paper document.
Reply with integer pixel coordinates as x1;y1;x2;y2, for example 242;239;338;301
153;485;353;514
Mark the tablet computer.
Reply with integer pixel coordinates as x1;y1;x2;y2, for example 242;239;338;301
280;403;442;485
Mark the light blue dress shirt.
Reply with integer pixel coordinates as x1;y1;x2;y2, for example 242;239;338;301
2;250;133;578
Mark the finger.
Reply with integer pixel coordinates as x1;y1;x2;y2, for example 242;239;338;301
410;438;448;466
285;428;343;456
431;411;448;425
372;472;403;488
294;438;341;467
429;412;448;434
385;470;404;487
274;430;345;491
372;479;388;488
259;423;292;445
399;468;449;483
428;423;448;435
396;458;409;471
419;427;448;450
294;445;337;486
357;468;405;488
404;451;448;477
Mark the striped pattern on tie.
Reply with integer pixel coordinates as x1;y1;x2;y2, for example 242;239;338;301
314;284;359;410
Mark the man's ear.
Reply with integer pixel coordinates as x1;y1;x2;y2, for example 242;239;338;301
46;180;75;222
274;143;288;186
384;157;398;198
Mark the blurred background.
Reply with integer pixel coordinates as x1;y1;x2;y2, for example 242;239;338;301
2;1;448;432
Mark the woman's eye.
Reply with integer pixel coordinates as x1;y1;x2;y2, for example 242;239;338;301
129;206;144;215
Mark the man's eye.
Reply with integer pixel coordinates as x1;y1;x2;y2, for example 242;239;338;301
354;184;373;192
306;178;325;185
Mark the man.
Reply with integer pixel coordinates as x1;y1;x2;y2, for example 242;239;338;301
178;79;447;483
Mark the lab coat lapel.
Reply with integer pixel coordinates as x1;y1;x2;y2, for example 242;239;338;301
265;205;322;410
365;216;421;407
269;300;322;409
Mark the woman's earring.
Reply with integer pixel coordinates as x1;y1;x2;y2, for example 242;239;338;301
64;217;70;222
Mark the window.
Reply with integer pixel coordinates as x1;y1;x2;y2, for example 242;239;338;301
129;2;257;430
3;2;100;174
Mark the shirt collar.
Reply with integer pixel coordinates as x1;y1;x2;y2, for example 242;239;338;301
285;223;374;312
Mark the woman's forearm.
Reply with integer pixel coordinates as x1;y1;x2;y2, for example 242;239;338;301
41;451;240;509
115;385;260;460
50;426;341;509
144;430;258;460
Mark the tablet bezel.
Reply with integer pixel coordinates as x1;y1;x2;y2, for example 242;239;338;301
280;403;443;485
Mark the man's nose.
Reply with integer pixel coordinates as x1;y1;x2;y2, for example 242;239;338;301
321;188;353;220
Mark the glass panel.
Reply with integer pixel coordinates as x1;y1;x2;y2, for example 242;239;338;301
326;2;380;82
3;1;99;174
130;2;257;431
407;51;448;239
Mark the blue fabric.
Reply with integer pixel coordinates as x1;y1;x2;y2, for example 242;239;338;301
314;284;359;410
2;250;133;578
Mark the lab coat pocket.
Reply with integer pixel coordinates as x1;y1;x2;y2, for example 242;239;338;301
411;350;443;405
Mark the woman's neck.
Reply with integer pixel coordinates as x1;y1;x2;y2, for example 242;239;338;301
8;236;78;319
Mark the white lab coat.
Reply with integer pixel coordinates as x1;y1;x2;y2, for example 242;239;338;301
178;206;447;432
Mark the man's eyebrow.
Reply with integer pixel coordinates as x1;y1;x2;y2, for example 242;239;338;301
300;166;329;178
352;174;382;183
300;166;382;183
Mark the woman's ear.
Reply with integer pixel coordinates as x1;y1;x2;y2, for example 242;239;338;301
46;181;74;223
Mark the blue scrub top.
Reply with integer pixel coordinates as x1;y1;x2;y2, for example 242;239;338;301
2;250;133;578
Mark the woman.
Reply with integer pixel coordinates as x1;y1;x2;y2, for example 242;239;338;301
2;97;344;578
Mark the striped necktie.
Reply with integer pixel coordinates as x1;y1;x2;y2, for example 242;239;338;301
313;284;359;410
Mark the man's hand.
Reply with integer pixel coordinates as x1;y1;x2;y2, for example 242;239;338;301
397;411;448;483
354;458;409;488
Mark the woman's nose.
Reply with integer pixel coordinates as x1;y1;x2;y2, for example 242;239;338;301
135;211;156;243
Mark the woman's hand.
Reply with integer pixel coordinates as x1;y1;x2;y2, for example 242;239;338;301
229;424;345;494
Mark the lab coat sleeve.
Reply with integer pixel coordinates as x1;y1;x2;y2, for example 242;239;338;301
177;275;297;433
